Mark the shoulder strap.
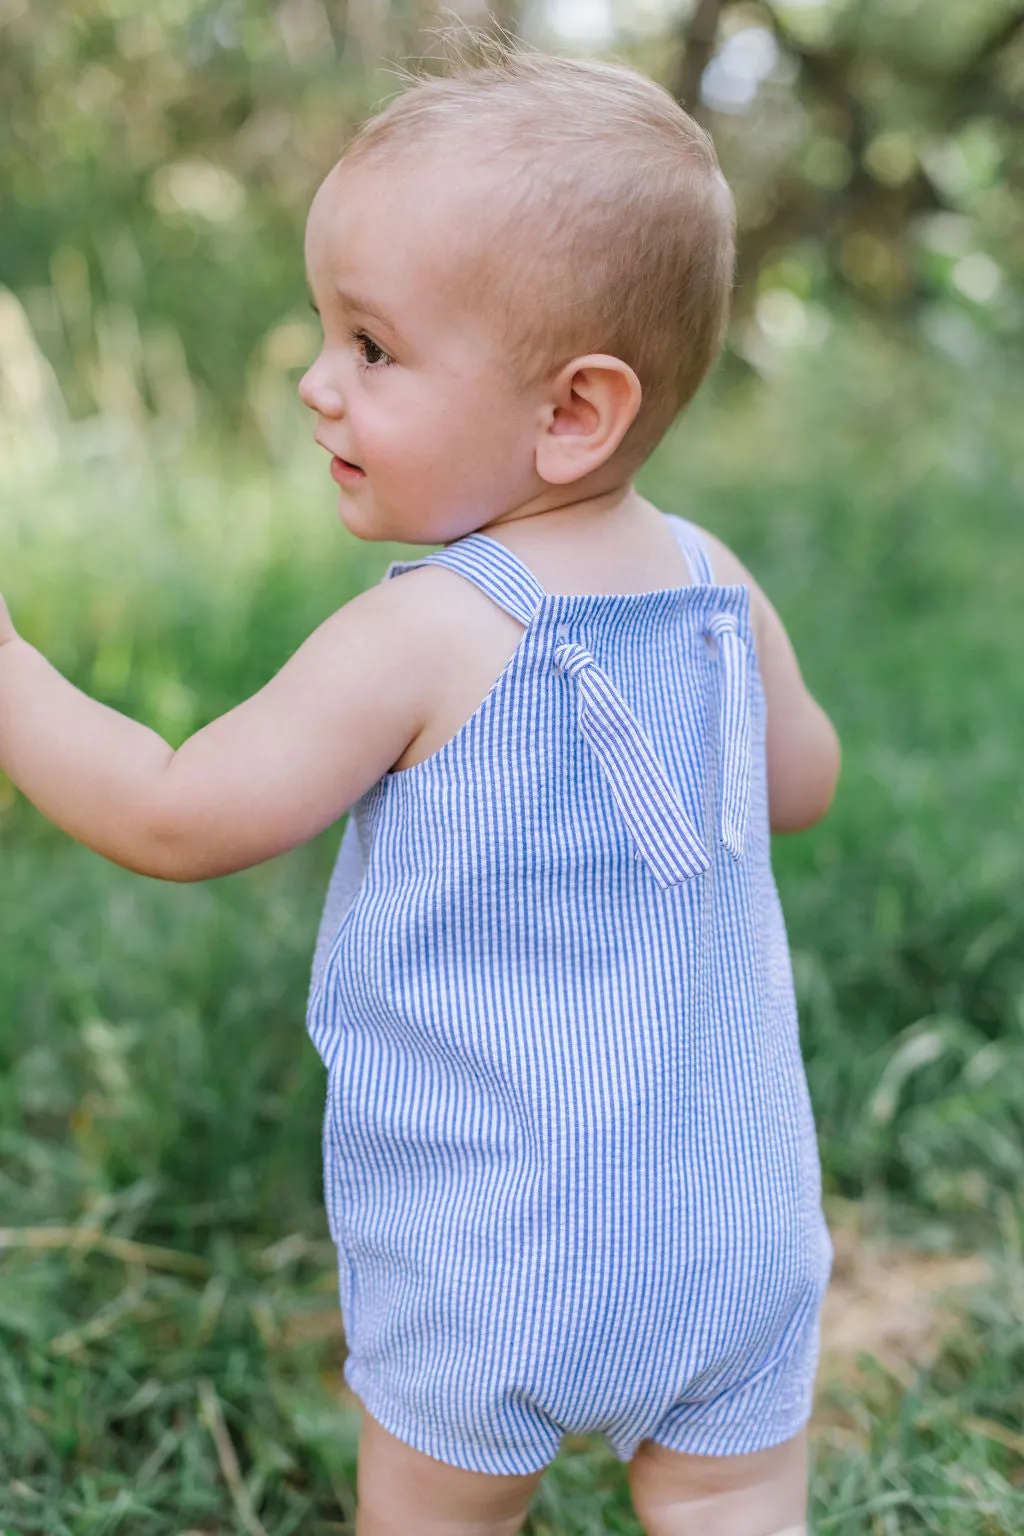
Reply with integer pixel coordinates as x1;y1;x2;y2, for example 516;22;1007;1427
665;514;715;587
385;532;545;627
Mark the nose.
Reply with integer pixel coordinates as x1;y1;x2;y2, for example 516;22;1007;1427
298;355;345;417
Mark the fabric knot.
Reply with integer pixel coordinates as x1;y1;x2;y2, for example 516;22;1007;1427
704;611;751;859
706;612;740;641
554;640;710;890
552;640;592;680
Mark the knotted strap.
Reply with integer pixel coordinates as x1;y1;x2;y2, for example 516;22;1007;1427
705;612;751;859
390;521;752;883
554;639;711;890
386;534;543;626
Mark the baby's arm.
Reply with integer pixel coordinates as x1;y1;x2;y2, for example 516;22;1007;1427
0;576;437;881
699;530;840;833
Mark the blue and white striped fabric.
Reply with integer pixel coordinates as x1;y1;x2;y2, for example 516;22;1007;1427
307;513;831;1475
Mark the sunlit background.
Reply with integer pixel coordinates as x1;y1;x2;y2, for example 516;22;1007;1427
2;2;1023;1531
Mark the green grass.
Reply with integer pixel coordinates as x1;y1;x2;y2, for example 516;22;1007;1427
3;325;1024;1530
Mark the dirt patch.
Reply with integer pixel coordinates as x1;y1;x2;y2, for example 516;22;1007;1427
814;1200;989;1442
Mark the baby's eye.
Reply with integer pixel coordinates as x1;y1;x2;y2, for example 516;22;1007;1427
353;330;393;369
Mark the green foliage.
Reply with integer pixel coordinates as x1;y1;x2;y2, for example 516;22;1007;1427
1;0;375;430
2;0;1021;441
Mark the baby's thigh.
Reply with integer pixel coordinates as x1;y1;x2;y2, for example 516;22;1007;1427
356;1409;546;1536
628;1427;808;1536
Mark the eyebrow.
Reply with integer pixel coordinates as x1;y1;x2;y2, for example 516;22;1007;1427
306;280;399;338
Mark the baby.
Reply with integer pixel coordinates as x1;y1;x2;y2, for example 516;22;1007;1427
0;39;840;1536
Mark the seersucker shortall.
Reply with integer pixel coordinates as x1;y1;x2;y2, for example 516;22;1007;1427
307;512;832;1476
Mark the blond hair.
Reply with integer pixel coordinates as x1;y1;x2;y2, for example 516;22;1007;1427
342;32;735;468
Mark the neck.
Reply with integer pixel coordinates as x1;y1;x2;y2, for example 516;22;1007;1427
477;476;639;541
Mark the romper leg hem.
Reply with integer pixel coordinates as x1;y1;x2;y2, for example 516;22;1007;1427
605;1396;812;1465
641;1394;812;1461
608;1310;821;1463
345;1362;560;1479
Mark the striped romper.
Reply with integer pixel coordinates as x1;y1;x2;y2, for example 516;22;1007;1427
307;513;832;1475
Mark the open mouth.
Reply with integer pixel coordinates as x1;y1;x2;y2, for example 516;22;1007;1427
330;455;366;484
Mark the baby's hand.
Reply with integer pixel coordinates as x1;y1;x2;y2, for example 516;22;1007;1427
0;593;16;649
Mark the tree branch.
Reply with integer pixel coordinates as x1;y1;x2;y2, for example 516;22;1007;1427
672;0;729;113
964;4;1024;75
768;0;1024;99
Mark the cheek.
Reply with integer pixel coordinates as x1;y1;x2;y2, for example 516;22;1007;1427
360;373;531;488
428;378;526;457
359;383;454;470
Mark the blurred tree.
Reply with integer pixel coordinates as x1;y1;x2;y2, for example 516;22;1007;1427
0;0;1018;432
0;0;442;428
670;0;1023;321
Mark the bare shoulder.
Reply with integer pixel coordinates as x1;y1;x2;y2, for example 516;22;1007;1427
379;557;518;617
318;558;511;652
311;554;526;720
686;523;757;589
336;558;525;774
360;558;525;651
682;522;770;654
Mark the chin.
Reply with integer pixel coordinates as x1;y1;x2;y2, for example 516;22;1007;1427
336;495;385;542
337;488;476;547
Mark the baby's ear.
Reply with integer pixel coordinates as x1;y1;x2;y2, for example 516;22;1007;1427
535;354;642;486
